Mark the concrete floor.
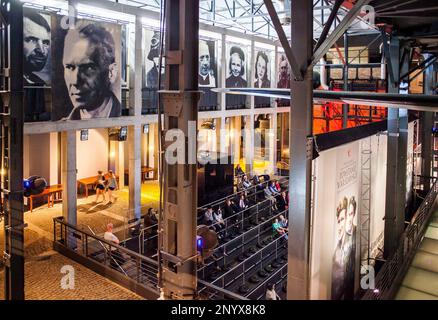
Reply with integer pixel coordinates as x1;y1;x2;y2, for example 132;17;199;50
396;208;438;300
0;181;159;300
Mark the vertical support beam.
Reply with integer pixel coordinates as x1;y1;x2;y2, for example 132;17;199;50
421;54;435;191
61;131;77;226
233;116;241;164
3;0;24;301
342;32;349;128
384;36;406;259
161;0;199;300
126;16;143;223
130;16;143;116
270;112;278;175
220;33;226;111
287;0;313;300
153;123;159;180
116;141;125;189
246;113;255;175
128;124;141;222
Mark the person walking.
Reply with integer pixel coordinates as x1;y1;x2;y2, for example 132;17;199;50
94;170;106;203
106;170;118;204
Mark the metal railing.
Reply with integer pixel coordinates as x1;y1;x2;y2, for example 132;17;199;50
198;176;289;213
362;177;438;300
53;216;160;297
197;280;249;300
197;200;286;274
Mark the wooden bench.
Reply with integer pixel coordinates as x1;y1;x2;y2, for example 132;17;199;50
29;184;63;212
124;166;157;183
77;173;119;198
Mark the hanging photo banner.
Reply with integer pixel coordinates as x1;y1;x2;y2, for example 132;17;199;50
254;49;272;108
23;8;52;86
198;39;218;111
142;28;163;114
276;52;290;107
51;16;122;121
331;143;359;300
225;44;248;109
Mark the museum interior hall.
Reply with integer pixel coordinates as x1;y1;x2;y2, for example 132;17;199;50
0;0;438;301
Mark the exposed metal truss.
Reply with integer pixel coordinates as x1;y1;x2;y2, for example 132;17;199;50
359;137;372;269
22;0;380;41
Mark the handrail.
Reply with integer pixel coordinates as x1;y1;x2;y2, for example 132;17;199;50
197;279;249;300
198;176;289;211
207;195;277;232
87;225;128;276
248;263;288;300
198;207;288;274
211;233;288;286
53;216;159;267
362;177;438;300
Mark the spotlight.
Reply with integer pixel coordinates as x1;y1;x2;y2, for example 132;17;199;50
23;176;47;197
196;236;204;252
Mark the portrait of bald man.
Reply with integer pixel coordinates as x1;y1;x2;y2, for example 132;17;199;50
23;9;51;85
199;40;216;87
51;18;121;121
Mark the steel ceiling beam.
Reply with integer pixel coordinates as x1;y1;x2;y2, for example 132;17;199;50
314;0;344;53
263;0;303;80
310;0;371;69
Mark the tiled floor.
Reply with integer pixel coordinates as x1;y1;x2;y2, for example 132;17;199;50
0;181;159;300
396;208;438;300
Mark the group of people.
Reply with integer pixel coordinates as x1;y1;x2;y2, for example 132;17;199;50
94;170;118;204
203;194;249;233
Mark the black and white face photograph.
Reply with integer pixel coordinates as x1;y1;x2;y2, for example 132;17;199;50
226;44;248;108
199;39;217;88
198;39;218;111
23;8;51;86
277;52;290;89
142;28;164;113
142;29;164;90
254;50;271;88
225;44;248;88
254;50;272;108
51;17;122;121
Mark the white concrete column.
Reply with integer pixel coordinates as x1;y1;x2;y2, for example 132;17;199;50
130;15;143;116
249;40;255;109
221;34;226;111
232;116;241;165
270;113;278;175
61;130;77;226
245;114;255;175
152;123;159;180
128;124;142;221
116;141;125;189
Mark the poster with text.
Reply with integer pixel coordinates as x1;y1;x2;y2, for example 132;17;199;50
331;143;359;300
226;44;248;108
51;17;121;121
199;39;218;110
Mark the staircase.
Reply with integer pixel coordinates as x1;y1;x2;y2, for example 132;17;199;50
395;209;438;300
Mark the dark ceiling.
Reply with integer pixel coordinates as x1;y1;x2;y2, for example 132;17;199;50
364;0;438;53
